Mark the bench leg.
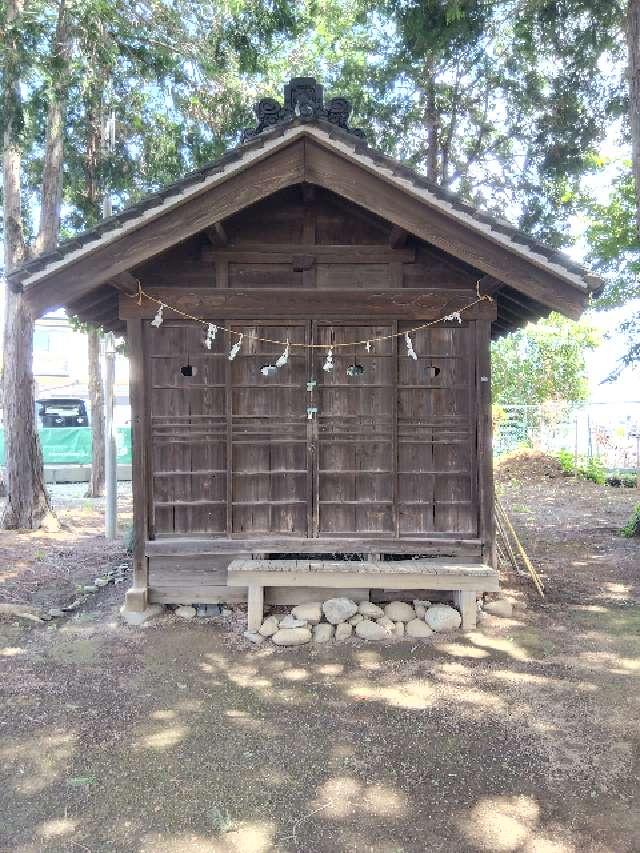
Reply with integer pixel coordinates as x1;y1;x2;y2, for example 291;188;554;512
247;584;264;632
454;590;476;630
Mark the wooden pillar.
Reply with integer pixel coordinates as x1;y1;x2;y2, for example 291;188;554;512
476;320;496;568
125;317;150;611
454;589;477;630
247;584;264;631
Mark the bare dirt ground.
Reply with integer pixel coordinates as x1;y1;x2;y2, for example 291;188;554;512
1;467;639;853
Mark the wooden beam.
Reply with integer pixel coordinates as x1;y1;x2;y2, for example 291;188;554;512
201;245;416;264
389;225;409;249
125;318;150;611
477;275;504;296
205;222;228;247
301;183;316;203
146;536;483;556
476;319;496;568
109;271;140;295
304;139;587;319
119;288;497;321
22;139;306;318
67;287;118;315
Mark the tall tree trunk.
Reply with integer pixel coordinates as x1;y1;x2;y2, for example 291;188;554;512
423;60;440;183
2;0;69;529
36;0;70;254
86;327;105;497
628;0;640;237
2;0;52;529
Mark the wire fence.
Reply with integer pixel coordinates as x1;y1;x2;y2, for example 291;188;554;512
493;401;640;471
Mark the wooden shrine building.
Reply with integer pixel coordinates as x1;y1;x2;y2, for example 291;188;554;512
14;78;601;625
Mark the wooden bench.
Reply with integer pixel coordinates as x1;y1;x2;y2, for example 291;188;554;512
227;559;500;631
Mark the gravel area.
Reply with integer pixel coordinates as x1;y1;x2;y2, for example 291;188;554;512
0;470;639;852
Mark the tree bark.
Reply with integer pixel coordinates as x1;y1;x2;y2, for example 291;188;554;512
628;0;640;238
36;0;70;254
423;59;440;183
2;0;52;529
86;327;105;497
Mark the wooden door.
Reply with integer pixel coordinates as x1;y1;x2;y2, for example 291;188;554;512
313;323;396;536
148;320;227;536
230;322;309;535
397;321;477;536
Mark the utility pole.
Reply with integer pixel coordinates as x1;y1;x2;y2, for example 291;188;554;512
103;109;117;537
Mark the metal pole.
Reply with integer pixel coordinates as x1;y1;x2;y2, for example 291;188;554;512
104;333;117;539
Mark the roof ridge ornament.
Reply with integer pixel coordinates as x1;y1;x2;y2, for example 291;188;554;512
241;76;366;143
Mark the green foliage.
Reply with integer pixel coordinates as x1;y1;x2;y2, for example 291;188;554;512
586;164;640;308
558;451;607;484
581;455;606;485
557;449;575;475
621;504;640;537
583;160;640;376
492;313;599;405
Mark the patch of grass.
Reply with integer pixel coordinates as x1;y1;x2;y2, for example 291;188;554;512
567;605;640;637
208;806;235;834
622;505;640;538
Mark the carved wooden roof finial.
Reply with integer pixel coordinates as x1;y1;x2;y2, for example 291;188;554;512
241;76;365;142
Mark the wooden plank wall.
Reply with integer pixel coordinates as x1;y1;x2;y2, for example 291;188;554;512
137;186;493;602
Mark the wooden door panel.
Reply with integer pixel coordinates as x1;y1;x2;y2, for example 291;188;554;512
314;323;395;536
231;323;308;536
398;321;477;536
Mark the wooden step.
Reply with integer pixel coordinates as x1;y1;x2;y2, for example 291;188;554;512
228;558;500;632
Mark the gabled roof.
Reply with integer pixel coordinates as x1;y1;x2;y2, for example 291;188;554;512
12;80;602;329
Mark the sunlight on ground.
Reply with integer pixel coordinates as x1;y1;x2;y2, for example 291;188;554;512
0;732;77;795
313;776;408;818
0;646;26;657
138;724;188;751
461;795;540;851
36;817;78;839
432;641;490;659
139;822;276;853
470;633;532;662
346;678;436;709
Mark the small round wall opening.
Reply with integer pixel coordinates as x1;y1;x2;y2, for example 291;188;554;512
426;365;441;378
346;363;365;377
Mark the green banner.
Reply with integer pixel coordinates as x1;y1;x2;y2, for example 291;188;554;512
0;427;132;466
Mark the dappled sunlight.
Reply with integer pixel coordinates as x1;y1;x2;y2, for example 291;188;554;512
316;663;344;676
432;640;490;659
354;649;382;670
0;732;77;795
460;795;540;851
312;775;408;818
36;817;79;839
281;667;309;681
603;582;633;601
0;646;26;657
137;724;188;751
470;633;532;662
224;708;280;737
490;668;598;692
436;662;507;712
460;795;579;853
139;822;276;853
346;678;436;709
526;839;576;853
576;651;640;675
149;709;177;721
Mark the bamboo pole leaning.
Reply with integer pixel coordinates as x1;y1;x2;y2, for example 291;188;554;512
495;496;545;597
